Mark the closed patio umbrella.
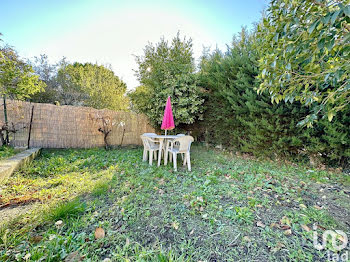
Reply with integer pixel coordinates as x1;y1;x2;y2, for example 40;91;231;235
161;96;175;135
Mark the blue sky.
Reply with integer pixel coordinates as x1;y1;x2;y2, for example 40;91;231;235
1;0;267;89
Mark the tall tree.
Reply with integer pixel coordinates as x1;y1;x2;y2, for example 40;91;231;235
257;0;350;126
29;54;59;103
199;28;308;157
128;85;152;113
0;35;45;145
57;62;129;111
0;44;45;100
56;60;91;106
133;33;204;127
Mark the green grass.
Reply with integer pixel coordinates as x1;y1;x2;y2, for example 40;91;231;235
45;198;87;221
0;146;19;161
0;145;349;261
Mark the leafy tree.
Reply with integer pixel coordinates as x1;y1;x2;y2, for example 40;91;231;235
56;59;89;106
0;44;45;100
134;33;204;127
0;35;45;145
257;0;350;125
199;28;308;157
305;105;350;169
29;54;60;103
128;85;152;113
57;62;129;111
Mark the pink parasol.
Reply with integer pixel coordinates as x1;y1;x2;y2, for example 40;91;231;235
161;96;175;135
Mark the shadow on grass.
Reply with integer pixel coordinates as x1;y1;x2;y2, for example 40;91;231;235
0;177;112;246
0;173;188;261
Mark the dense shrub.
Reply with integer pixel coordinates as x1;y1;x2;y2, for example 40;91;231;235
256;0;350;124
199;29;309;158
197;28;350;168
305;106;350;169
132;33;204;126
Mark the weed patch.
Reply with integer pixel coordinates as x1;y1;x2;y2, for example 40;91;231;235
0;146;349;261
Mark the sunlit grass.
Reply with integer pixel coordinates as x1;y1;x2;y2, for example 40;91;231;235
0;145;349;261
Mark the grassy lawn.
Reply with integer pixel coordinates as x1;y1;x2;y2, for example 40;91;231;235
0;146;20;161
0;145;349;261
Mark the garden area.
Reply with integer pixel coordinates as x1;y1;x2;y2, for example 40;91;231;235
0;146;349;261
1;0;350;261
0;146;20;161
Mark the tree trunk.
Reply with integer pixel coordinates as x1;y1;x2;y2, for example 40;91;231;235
3;96;9;145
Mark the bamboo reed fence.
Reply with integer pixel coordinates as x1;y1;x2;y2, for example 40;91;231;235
0;100;154;148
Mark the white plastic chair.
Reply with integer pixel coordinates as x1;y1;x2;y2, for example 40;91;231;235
140;135;161;165
172;134;186;160
143;133;157;137
166;136;194;171
166;134;185;149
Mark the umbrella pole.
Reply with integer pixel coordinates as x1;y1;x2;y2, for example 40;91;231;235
165;130;167;136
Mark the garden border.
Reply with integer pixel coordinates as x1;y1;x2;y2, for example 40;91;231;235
0;148;41;184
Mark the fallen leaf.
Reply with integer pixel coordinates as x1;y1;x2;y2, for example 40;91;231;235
55;220;63;227
299;204;307;209
189;229;195;235
314;205;322;210
256;221;266;228
94;227;105;239
317;225;326;231
279;224;291;230
243;236;251;242
125;238;130;246
23;253;31;260
171;221;179;230
121;196;127;202
49;234;56;240
270;242;285;253
197;196;204;202
284;229;292;236
270;223;278;228
301;224;311;232
280;216;291;226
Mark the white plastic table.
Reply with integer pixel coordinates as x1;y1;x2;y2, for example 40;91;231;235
148;134;178;166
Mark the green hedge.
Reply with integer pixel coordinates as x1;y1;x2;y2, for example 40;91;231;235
197;28;350;169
